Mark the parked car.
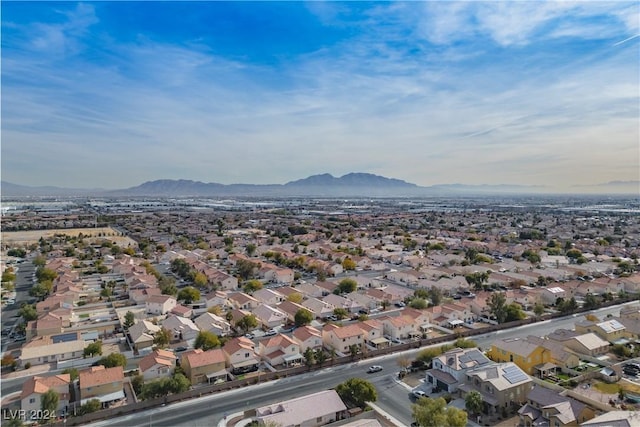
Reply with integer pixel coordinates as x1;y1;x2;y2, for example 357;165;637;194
264;329;277;336
245;333;255;340
367;365;383;373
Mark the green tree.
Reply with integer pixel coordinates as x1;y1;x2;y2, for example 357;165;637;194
505;303;526;322
194;331;221;351
465;390;483;416
79;399;101;415
335;378;377;408
177;286;200;304
154;328;171;348
170;373;190;394
315;349;327;367
236;314;258;334
236;259;258;280
412;397;467;427
2;269;16;283
566;248;583;259
465;271;489;291
96;353;127;368
416;347;442;365
33;255;46;267
488;292;507;323
40;389;59;423
19;304;38;321
83;341;103;358
584;293;599;310
124;311;135;329
245;243;257;257
36;267;58;283
243;279;263;294
334;278;357;294
303;347;316;369
294;308;313;327
533;302;545;317
342;257;357;271
454;338;477;349
409;298;427;309
131;374;144;395
193;272;208;288
333;308;349;320
61;367;79;381
427;287;443;306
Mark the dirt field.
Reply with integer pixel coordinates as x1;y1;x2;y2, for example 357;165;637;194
2;227;137;247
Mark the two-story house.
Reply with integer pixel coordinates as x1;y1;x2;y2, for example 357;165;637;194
21;374;71;419
427;348;492;393
79;366;125;408
223;336;259;375
145;295;178;315
357;319;387;349
574;319;628;344
458;362;532;417
292;325;323;352
488;338;551;375
258;334;302;367
128;320;161;351
518;385;595;427
138;349;177;381
181;348;227;384
161;315;200;345
322;324;365;355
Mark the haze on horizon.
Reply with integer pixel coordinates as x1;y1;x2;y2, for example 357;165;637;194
1;2;639;193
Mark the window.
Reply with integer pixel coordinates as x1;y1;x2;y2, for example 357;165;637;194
29;398;36;404
245;353;250;358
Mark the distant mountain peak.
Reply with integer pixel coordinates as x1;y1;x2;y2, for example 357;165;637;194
285;172;417;187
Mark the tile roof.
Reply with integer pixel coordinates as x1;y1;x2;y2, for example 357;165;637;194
79;366;124;389
183;348;225;368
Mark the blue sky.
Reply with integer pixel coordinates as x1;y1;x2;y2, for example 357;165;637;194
2;1;638;191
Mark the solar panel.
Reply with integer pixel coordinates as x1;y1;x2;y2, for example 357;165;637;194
52;332;77;343
503;365;529;384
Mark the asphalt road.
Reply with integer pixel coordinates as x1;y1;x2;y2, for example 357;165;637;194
1;260;35;352
82;301;636;427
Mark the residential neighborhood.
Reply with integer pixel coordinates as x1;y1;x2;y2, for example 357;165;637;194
1;196;639;426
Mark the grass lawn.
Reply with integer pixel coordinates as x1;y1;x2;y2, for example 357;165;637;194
593;382;620;394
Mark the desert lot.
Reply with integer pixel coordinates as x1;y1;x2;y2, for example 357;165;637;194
2;227;137;247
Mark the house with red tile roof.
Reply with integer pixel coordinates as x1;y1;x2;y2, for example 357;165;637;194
322;324;365;354
21;374;71;419
181;348;227;384
258;334;301;367
138;349;177;380
79;366;124;407
228;292;259;311
170;304;193;318
223;336;259;375
292;325;323;352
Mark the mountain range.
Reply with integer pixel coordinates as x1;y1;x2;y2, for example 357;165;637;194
1;173;637;198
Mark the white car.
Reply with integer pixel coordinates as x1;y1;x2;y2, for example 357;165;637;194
367;365;383;373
